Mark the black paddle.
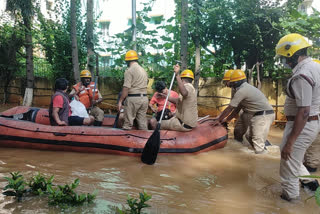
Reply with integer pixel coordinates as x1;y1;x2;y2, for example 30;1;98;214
141;72;176;165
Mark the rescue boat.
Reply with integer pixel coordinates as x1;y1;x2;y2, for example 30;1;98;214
0;106;228;156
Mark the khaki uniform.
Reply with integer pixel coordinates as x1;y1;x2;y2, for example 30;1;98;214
304;135;320;169
122;63;148;130
230;82;275;153
280;57;320;199
161;83;198;132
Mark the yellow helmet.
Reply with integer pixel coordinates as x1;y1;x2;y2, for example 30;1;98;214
180;69;194;80
223;69;234;81
313;59;320;64
80;70;92;78
125;50;139;61
275;33;311;58
230;69;246;82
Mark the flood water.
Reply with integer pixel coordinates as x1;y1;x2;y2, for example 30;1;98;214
0;105;319;213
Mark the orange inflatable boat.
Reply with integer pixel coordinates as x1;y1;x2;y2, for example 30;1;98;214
0;106;228;156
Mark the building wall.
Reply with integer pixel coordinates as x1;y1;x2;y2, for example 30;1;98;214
0;77;286;120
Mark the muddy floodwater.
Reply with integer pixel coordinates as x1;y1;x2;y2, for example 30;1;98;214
0;105;319;213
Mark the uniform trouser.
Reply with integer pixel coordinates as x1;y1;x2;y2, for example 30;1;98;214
304;133;320;169
123;96;148;130
280;120;319;199
90;106;104;122
160;117;193;132
234;112;275;153
234;111;250;142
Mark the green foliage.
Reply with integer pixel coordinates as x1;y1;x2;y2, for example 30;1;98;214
0;23;24;103
275;6;320;59
105;0;179;84
3;172;27;201
298;175;320;206
116;191;152;214
28;173;54;195
2;172;97;208
36;0;87;84
47;178;97;207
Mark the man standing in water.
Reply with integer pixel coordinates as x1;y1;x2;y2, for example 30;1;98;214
118;50;149;130
275;33;320;202
211;69;275;154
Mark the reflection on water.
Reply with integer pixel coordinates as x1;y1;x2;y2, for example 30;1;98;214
0;106;319;213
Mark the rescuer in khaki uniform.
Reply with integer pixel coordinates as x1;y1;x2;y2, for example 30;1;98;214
69;70;104;126
212;70;275;154
303;59;320;173
276;33;320;202
118;50;149;130
151;65;198;132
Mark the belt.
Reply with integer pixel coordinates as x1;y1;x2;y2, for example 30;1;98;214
286;115;319;122
178;118;192;129
253;110;274;117
127;94;147;97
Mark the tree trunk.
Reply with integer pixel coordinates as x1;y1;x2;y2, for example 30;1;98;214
247;64;255;85
23;16;34;107
194;37;200;94
256;62;262;90
96;54;99;77
132;0;137;50
180;0;188;70
71;0;80;83
86;0;94;74
193;0;200;94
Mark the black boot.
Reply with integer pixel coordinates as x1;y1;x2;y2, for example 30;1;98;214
265;140;272;147
304;163;317;173
93;120;103;126
301;180;319;191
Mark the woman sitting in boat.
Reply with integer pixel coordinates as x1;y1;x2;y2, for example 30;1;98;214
149;81;179;121
150;65;198;132
49;78;94;126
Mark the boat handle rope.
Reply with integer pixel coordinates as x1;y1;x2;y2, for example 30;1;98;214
0;122;176;141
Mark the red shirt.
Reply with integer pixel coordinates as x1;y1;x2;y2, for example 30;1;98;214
52;95;72;116
149;91;179;112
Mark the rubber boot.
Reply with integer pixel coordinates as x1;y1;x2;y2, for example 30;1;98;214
303;163;317;173
301;180;319;191
93;120;103;126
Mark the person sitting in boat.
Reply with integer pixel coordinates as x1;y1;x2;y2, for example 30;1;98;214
150;65;198;132
69;70;104;126
49;78;94;126
149;81;179;121
117;50;149;130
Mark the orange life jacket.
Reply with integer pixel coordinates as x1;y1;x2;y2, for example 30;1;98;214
73;82;99;109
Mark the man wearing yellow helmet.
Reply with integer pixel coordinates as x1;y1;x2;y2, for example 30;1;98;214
69;70;104;126
150;65;198;131
212;69;275;154
118;50;149;130
275;33;320;202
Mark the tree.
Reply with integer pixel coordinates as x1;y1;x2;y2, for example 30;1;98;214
6;0;36;106
190;0;201;93
71;0;80;82
0;24;24;103
86;0;95;75
180;0;188;70
38;0;87;84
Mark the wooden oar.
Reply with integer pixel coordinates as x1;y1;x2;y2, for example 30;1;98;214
141;72;176;165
